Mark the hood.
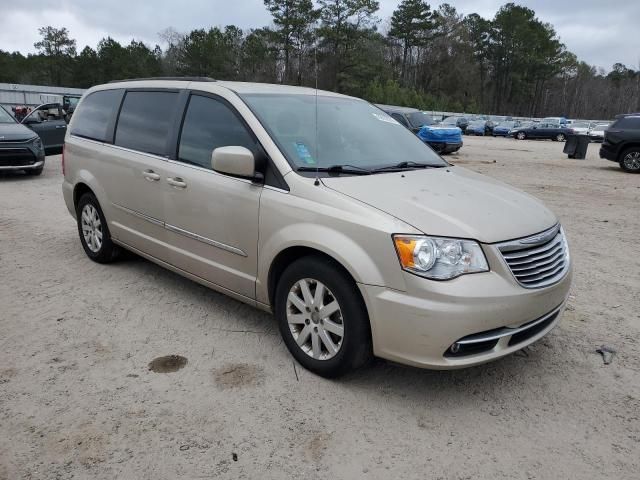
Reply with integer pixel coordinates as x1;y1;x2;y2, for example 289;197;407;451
321;166;557;243
0;123;37;142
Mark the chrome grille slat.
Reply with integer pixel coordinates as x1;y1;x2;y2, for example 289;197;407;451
510;250;565;273
497;225;570;289
517;261;566;282
506;243;563;266
502;235;563;260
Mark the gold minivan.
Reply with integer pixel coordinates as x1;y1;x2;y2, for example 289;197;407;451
62;78;572;377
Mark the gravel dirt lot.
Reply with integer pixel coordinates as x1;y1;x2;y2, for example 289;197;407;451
1;136;639;479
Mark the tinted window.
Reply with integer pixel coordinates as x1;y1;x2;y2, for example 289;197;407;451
390;113;409;127
615;117;640;129
178;95;255;169
71;89;122;142
115;91;179;156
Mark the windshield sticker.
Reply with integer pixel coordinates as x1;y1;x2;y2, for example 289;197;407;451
371;112;400;125
294;142;315;165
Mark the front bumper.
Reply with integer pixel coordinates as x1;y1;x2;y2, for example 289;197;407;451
428;141;462;153
0;140;45;170
358;246;572;369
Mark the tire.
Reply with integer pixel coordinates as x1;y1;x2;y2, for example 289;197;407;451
76;192;121;263
274;256;372;378
26;167;43;176
556;133;566;142
620;147;640;173
516;132;526;140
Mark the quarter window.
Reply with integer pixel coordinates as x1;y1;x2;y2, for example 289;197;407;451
178;95;255;169
115;90;179;156
615;117;640;129
70;89;123;142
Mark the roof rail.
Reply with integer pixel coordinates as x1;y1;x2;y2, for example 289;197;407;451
108;77;216;84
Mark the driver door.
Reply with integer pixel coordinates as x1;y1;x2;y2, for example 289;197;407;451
164;92;263;300
23;105;67;149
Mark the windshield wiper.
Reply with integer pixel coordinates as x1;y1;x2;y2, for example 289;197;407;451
371;161;445;173
297;164;372;175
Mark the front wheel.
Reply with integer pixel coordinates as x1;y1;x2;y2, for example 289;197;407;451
76;193;121;263
516;132;526;140
274;256;372;378
620;147;640;173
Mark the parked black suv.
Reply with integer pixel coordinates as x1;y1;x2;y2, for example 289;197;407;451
599;114;640;173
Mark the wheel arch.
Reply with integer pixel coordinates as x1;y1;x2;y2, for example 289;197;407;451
618;142;640;160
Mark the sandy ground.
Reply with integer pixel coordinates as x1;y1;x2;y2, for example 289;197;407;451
1;136;639;480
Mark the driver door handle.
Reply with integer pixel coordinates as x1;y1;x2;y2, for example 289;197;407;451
142;169;160;182
167;177;187;189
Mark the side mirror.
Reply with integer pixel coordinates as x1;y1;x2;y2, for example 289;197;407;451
211;146;258;180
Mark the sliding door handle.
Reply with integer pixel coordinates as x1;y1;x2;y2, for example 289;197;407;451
142;170;160;182
167;177;187;189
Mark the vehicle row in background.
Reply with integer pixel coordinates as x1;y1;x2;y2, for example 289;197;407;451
378;105;463;154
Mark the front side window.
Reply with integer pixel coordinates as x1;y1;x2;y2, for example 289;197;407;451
115;90;179;156
178;95;256;169
240;94;447;171
71;89;123;142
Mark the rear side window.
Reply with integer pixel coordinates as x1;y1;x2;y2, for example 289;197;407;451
178;95;255;169
390;113;409;128
71;89;122;142
115;91;179;156
614;117;640;129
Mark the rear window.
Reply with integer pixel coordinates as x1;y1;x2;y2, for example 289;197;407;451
71;89;123;142
115;90;179;156
614;117;640;129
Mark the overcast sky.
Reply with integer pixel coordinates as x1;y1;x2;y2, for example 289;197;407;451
1;0;638;71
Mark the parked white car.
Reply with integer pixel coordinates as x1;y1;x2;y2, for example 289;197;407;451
570;122;591;135
589;123;609;142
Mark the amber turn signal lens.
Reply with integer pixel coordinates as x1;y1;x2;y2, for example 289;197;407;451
394;237;417;268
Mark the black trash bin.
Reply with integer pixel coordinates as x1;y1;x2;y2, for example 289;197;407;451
563;134;589;159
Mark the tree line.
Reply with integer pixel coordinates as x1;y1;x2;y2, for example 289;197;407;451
1;1;638;119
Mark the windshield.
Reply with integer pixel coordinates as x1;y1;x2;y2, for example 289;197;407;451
468;120;485;127
593;124;608;131
407;112;435;128
572;122;589;128
0;107;16;124
441;116;459;125
240;94;447;171
497;121;516;128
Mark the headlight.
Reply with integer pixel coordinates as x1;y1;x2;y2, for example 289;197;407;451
32;137;44;152
393;235;489;280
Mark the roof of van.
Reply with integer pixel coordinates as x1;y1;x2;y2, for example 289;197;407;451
375;104;420;113
93;78;350;98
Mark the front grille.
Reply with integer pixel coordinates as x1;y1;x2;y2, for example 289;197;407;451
497;225;569;289
0;148;36;167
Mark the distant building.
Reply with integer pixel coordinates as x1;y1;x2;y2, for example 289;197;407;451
0;83;86;110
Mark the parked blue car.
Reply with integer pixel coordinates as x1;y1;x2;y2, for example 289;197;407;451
492;121;518;137
466;120;487;136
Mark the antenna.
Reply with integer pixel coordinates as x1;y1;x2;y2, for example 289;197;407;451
314;44;320;186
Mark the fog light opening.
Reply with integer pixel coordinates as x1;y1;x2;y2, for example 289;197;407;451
449;343;461;354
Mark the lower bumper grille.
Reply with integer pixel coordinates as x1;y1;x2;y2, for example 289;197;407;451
445;305;562;358
0;148;37;167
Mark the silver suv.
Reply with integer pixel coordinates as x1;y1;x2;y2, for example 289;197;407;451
62;78;572;377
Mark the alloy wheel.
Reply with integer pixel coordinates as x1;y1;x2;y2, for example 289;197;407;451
81;204;103;253
623;151;640;171
557;134;565;141
286;278;344;360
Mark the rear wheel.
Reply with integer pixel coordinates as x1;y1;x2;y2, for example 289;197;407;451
76;193;121;263
275;256;372;378
556;133;566;142
620;147;640;173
